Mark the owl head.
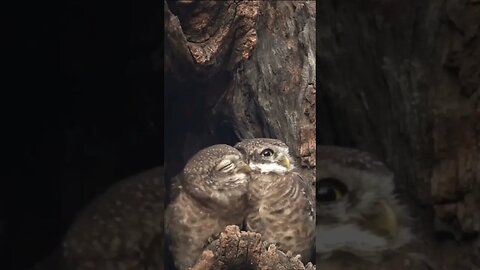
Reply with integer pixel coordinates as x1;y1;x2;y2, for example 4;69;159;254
234;138;294;175
316;145;412;259
182;144;251;195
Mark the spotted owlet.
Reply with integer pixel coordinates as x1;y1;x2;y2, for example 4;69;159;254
165;144;251;270
61;166;165;270
234;138;315;263
316;145;434;270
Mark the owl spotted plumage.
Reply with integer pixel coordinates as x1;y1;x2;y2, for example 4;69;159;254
61;166;165;270
165;144;251;270
316;145;434;269
234;138;315;263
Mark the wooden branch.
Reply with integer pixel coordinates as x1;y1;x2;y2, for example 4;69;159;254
188;225;316;270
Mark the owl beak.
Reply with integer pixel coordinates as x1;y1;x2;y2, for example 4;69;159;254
236;162;252;174
364;200;399;239
281;156;291;169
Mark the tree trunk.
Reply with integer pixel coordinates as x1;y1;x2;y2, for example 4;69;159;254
164;0;316;268
227;1;316;170
189;226;315;270
317;0;479;269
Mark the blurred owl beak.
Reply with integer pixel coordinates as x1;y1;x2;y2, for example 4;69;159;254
281;156;291;169
364;200;399;239
237;162;252;174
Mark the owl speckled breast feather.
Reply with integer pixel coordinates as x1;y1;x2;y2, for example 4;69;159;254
235;138;316;264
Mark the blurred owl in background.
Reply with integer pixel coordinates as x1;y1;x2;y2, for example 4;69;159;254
61;166;165;270
235;138;315;263
165;144;251;270
315;145;435;270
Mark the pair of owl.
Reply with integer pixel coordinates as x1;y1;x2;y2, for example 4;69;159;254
165;138;315;270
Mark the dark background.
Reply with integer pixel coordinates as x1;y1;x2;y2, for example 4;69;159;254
5;1;164;269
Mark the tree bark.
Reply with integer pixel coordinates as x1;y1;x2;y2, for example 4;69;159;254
189;226;315;270
164;0;315;179
227;1;317;169
317;0;479;269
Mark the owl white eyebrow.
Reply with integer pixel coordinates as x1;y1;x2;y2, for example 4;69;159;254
249;162;292;174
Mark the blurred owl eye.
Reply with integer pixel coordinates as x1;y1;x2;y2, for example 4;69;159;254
216;160;235;172
317;186;341;202
316;178;347;203
260;148;274;157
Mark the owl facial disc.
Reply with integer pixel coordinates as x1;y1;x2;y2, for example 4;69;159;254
316;145;413;259
234;138;294;175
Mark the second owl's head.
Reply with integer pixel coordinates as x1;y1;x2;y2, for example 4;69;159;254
234;138;294;175
315;146;399;225
315;146;412;256
183;144;251;190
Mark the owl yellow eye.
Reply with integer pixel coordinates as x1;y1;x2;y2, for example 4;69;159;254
260;148;274;157
316;178;347;202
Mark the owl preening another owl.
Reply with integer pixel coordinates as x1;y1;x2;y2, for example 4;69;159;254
165;139;316;269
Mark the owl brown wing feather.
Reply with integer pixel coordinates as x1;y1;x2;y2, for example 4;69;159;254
292;171;316;219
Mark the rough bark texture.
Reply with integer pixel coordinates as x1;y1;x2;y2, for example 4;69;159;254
164;0;259;81
164;1;316;269
317;0;479;269
189;225;315;270
165;0;315;179
227;1;317;169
